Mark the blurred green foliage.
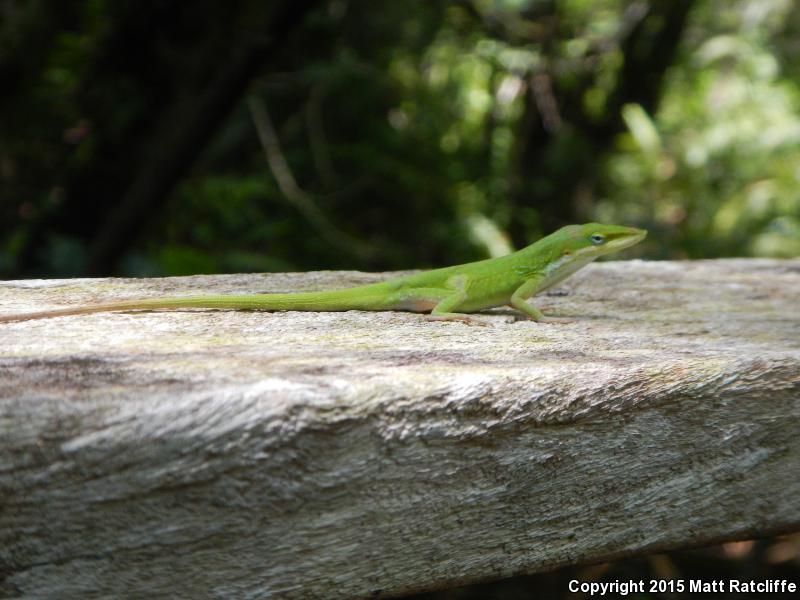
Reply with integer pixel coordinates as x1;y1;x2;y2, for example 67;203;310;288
0;0;798;278
601;0;800;258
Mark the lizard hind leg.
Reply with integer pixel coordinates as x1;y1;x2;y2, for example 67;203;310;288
391;276;488;325
426;290;489;326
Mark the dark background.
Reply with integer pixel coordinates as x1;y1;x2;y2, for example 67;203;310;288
1;0;798;596
1;0;798;281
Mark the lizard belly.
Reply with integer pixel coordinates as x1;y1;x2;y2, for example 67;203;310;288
459;282;517;312
397;298;439;312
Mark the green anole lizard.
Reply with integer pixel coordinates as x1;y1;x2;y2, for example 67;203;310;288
0;223;645;324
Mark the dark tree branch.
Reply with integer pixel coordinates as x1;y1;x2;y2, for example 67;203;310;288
247;94;374;259
508;0;695;242
597;0;694;136
85;0;323;275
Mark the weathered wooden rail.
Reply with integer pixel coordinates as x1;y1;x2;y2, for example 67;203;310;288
1;259;799;599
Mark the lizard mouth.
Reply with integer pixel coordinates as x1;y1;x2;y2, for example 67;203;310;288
606;228;647;252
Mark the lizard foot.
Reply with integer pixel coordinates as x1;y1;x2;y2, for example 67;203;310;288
425;314;492;326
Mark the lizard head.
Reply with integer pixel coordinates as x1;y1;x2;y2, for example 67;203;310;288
558;223;647;259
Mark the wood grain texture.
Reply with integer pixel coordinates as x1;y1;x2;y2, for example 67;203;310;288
1;259;799;599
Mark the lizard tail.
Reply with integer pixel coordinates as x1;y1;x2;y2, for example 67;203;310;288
0;286;399;323
0;300;163;323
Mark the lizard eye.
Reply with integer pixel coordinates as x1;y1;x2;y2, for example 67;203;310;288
590;233;606;245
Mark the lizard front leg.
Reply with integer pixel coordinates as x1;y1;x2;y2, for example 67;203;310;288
510;277;571;323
